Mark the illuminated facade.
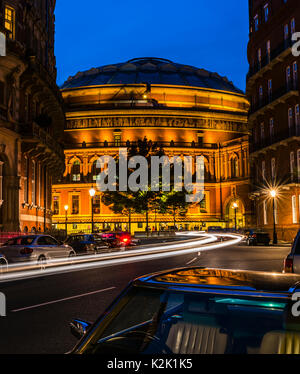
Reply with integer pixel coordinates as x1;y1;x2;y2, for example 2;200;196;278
52;58;250;233
0;0;65;232
247;0;300;241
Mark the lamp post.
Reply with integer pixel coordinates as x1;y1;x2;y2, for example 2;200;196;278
270;189;278;245
64;205;69;236
89;188;96;234
233;202;238;232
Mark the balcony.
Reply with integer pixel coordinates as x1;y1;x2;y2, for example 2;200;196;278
247;38;293;88
251;127;300;155
21;121;64;161
249;83;299;121
64;140;219;150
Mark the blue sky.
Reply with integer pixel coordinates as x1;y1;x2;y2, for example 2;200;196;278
55;0;249;91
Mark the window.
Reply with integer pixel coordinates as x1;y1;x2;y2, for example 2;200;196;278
92;195;101;214
72;161;81;182
53;196;59;215
92;160;100;182
290;152;295;181
138;223;143;229
293;62;298;89
261;122;265;140
200;194;207;211
31;161;36;205
257;48;262;67
284;24;289;41
286;66;291;89
24;157;29;203
254;15;259;32
72;195;80;215
288;108;294;132
271;158;276;180
270;118;274;140
296;105;300;134
292;195;297;224
262;160;266;181
268;79;272;101
291;18;296;34
114;133;121;147
266;40;271;62
264;4;269;23
263;200;268;225
4;6;15;39
259;86;263;105
231;157;239;178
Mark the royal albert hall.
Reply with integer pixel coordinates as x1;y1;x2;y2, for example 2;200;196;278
52;57;251;233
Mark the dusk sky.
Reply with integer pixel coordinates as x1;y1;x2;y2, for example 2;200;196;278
55;0;249;91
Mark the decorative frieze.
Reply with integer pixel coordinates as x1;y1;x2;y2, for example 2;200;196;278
66;117;248;133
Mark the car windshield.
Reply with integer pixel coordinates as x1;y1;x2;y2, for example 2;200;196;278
4;237;35;246
79;286;296;355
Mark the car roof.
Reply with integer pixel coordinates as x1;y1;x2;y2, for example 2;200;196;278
134;267;300;298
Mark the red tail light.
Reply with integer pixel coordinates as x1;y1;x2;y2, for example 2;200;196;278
20;247;33;255
284;257;294;273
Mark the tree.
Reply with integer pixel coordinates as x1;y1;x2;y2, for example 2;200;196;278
160;190;190;230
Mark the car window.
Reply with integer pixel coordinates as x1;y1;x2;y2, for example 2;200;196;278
81;287;291;355
37;236;58;246
5;237;35;246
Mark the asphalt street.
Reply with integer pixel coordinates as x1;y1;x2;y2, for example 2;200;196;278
0;241;292;354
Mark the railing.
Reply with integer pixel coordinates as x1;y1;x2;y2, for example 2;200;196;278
247;38;293;81
251;127;300;153
21;122;64;159
65;141;218;150
250;83;299;116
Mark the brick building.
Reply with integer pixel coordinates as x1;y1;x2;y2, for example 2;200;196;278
0;0;65;232
247;0;300;241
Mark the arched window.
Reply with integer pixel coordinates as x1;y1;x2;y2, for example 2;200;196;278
72;161;81;182
231;157;239;178
92;160;100;181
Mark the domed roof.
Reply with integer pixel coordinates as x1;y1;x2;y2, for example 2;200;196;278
61;57;243;94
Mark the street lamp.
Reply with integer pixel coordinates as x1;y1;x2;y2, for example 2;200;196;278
270;189;278;245
89;188;96;234
233;202;238;232
64;205;69;236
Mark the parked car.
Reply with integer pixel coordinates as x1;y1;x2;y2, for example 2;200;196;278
69;267;300;355
207;226;223;233
0;235;75;266
246;231;270;246
284;229;300;274
0;254;7;272
99;231;132;248
65;234;107;254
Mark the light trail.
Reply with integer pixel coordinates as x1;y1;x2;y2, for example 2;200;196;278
0;232;243;283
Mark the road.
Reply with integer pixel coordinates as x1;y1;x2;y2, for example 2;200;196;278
0;240;291;354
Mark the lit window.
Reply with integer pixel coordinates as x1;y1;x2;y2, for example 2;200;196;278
4;6;15;40
291;18;296;34
254;15;259;32
292;195;297;224
92;195;101;214
31;161;36;205
72;161;81;182
264;4;269;23
263;200;268;225
53;196;60;215
271;158;276;180
290;152;295;181
72;195;79;215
